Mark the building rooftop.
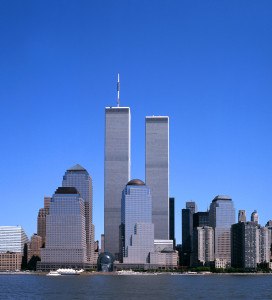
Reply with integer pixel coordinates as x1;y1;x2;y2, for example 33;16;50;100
55;187;79;194
127;179;145;186
212;195;232;202
67;164;87;172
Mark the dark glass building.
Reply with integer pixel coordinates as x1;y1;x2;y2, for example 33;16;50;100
97;252;115;272
193;212;209;228
169;197;175;247
181;202;197;266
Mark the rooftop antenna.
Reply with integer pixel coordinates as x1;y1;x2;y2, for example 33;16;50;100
117;73;120;107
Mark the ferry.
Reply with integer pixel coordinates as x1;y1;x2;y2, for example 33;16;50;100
47;268;84;276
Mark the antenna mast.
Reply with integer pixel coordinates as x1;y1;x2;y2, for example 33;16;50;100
117;73;120;107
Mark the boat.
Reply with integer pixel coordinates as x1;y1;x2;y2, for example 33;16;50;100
47;270;61;276
47;268;84;276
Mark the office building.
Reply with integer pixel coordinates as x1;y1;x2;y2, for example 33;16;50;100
145;116;169;240
0;226;29;253
251;210;259;224
104;106;131;258
169;197;175;246
238;210;246;223
40;187;87;268
193;211;209;228
0;252;22;271
209;195;235;265
120;179;154;264
181;202;197;266
192;226;214;266
62;164;95;263
231;221;260;269
28;234;43;262
259;226;270;263
37;196;51;246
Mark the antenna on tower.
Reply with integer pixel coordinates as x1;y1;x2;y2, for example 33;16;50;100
117;73;120;107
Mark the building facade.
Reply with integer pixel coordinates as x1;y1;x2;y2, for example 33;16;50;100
41;187;87;266
238;210;246;223
0;252;22;271
120;179;154;264
231;221;259;269
28;234;43;262
145;116;169;240
37;196;51;246
209;195;235;265
192;226;214;266
62;164;95;263
0;226;29;253
181;202;197;266
169;197;175;246
104;107;131;258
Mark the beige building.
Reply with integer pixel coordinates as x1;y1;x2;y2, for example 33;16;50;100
0;252;22;271
192;226;214;266
28;234;43;262
37;197;50;246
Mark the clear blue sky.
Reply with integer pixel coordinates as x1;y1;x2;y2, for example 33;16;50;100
0;1;272;244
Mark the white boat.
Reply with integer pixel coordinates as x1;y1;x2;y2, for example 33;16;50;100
47;268;84;276
47;271;61;276
57;268;84;275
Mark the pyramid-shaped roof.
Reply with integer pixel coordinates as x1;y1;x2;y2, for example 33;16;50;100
67;164;86;172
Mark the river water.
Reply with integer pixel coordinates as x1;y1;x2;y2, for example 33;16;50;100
0;274;272;299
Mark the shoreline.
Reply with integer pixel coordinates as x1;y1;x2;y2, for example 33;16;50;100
1;271;272;276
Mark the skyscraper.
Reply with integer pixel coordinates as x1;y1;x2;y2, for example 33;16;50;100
120;179;154;264
193;211;209;228
104;106;131;258
0;226;29;253
40;187;87;268
145;116;169;240
251;210;259;224
238;210;246;223
169;197;175;246
62;164;95;263
181;201;197;266
192;226;214;266
37;196;51;246
209;195;235;264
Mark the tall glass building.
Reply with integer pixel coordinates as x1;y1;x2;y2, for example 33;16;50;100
145;116;169;240
0;226;29;253
41;187;87;264
104;107;131;258
120;179;154;264
62;164;94;263
209;195;235;263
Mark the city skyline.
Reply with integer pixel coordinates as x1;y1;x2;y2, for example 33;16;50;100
0;1;272;244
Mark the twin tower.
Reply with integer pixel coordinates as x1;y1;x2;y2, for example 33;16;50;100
104;106;169;258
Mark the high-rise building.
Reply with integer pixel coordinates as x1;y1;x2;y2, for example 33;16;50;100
104;106;131;258
181;202;197;266
145;116;169;240
37;197;51;246
193;212;209;228
231;221;260;269
251;210;259;224
28;234;43;262
120;179;154;264
0;226;29;253
62;164;95;263
169;197;175;246
209;195;235;264
40;187;87;268
192;226;214;266
238;210;246;223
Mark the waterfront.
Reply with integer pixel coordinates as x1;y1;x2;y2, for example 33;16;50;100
0;274;272;299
